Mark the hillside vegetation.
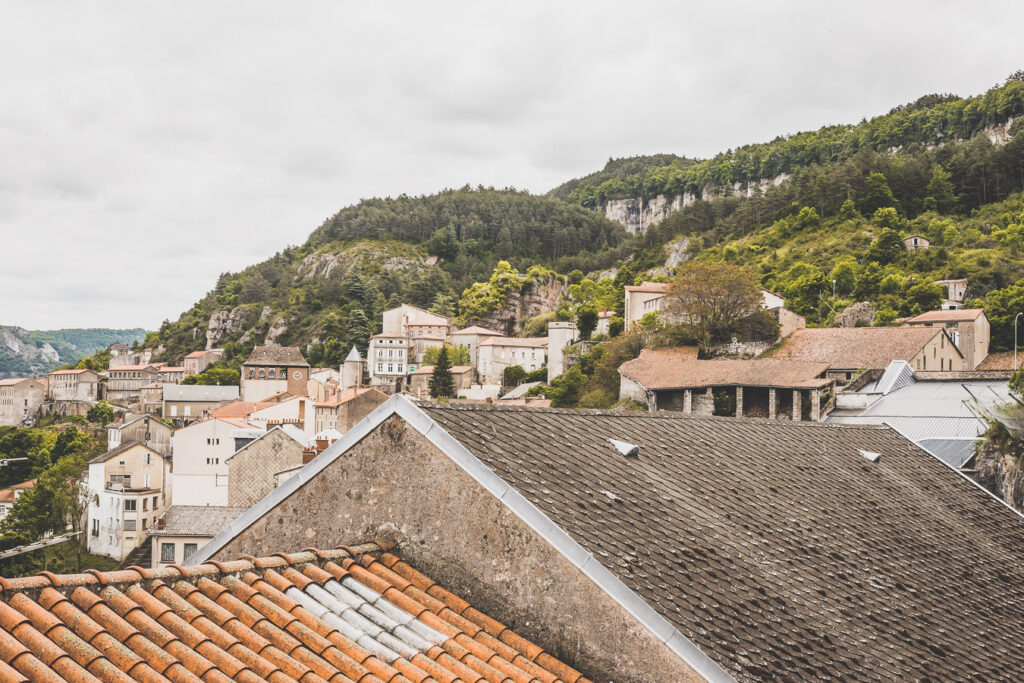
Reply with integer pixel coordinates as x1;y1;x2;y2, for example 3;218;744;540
0;327;146;377
146;187;631;366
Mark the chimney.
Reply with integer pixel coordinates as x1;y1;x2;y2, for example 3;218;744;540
157;517;166;530
302;447;316;464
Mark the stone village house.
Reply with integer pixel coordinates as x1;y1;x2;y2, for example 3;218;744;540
184;397;1024;681
241;345;311;402
0;377;45;427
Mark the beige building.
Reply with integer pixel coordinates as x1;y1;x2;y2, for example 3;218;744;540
768;326;964;380
162;384;239;426
182;349;223;376
240;346;310;401
451;325;504;366
367;333;413;389
0;479;35;524
47;368;100;403
0;377;46;426
106;364;160;405
86;441;170;561
149;505;246;567
408;365;476;397
906;308;990;369
156;365;185;384
226;426;308;508
107;413;173;457
904;234;930;250
382;303;452;339
623;281;670;328
934;278;969;310
313;386;388;433
477;337;548;384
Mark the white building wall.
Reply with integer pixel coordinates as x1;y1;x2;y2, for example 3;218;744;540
547;322;578;383
171;419;239;506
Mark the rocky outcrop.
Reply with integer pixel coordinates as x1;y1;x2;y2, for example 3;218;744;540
834;302;876;328
264;316;289;345
206;307;258;349
466;275;567;337
663;237;690;268
972;438;1024;512
601;174;791;234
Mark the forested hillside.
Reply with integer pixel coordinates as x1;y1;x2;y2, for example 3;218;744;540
144;73;1024;373
145;188;631;366
0;327;146;377
553;75;1024;208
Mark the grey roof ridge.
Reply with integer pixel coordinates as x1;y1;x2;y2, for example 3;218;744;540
191;394;737;683
883;419;1024;523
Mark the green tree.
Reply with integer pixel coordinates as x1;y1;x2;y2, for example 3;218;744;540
829;260;857;296
423;344;470;366
983;279;1024;351
859;172;900;216
608;316;625;337
794;206;821;231
838;199;859;221
663;262;763;352
429;347;455;398
577;307;599;340
181;367;240;386
85;401;115;425
925;165;957;213
854;262;883;300
871;207;904;230
345;309;371;356
906;282;944;313
503;365;527;387
865;228;905;265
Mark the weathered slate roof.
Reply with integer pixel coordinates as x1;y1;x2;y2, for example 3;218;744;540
150;505;249;537
0;542;589;683
162;384;240;402
907;308;984;323
243;345;310;367
619;348;830;390
766;326;954;369
415;404;1024;681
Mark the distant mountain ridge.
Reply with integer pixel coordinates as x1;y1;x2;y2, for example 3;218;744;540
0;326;147;377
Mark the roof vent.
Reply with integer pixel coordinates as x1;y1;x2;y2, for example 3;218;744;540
860;449;881;463
609;438;640;458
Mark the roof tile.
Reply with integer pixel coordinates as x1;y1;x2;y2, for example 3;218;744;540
0;544;579;682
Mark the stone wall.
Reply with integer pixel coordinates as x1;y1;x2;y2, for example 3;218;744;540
834;302;875;328
972;438;1024;512
226;429;304;507
213;415;703;682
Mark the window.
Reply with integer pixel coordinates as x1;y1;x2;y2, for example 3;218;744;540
124;519;137;531
170;405;178;417
91;519;99;537
118;460;126;466
145;453;152;466
184;405;191;416
183;543;198;558
153;496;158;508
143;498;148;511
161;543;175;563
248;369;255;379
268;368;276;378
124;499;137;511
142;518;147;530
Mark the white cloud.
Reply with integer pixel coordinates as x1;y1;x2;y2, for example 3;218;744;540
1;1;1022;329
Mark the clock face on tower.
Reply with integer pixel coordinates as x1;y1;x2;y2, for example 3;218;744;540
292;371;301;380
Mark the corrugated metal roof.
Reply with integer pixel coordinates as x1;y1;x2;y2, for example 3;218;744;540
918;438;981;469
162;384;240;401
876;360;915;395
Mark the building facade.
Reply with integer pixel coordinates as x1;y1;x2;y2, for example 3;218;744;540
170;417;251;506
477;337;548;384
367;333;412;389
907;308;990;369
240;346;310;401
0;378;46;426
47;368;100;403
313;387;388;433
105;364;160;405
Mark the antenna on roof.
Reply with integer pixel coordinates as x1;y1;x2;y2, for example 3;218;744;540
609;438;640;458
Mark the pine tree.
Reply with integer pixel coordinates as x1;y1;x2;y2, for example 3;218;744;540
859;172;900;216
925;165;957;213
429;347;455;398
345;309;371;356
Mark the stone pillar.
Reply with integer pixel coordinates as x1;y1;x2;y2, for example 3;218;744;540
768;388;776;419
811;389;820;422
792;390;802;421
683;389;692;414
735;387;743;418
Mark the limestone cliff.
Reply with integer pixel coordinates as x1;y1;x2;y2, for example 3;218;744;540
602;174;791;234
464;275;567;337
972;432;1024;512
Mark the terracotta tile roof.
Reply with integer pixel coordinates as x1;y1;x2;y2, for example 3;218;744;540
977;351;1016;371
415;403;1024;681
314;387;386;408
48;369;89;375
478;337;548;348
0;378;40;386
243;346;310;367
0;479;35;504
88;441;162;465
907;308;985;323
408;365;474;376
452;326;504;336
108;364;160;372
210;395;299;419
150;506;249;537
0;542;589;683
765;326;953;369
158;366;185;373
623;281;669;293
619;349;832;390
184;351;211;358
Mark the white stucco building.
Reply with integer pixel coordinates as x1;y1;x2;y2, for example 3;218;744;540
170;416;254;506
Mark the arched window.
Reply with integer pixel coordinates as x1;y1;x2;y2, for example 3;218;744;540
248;369;255;379
258;368;265;378
268;369;276;379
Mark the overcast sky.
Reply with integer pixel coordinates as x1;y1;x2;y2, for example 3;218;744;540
2;2;1023;330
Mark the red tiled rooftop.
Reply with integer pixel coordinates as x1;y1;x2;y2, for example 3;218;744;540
764;326;953;369
48;369;89;375
620;348;831;390
976;351;1017;371
0;542;591;683
907;308;984;323
0;480;35;504
314;387;386;408
623;281;669;294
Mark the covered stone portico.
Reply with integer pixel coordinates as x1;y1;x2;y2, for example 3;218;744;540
619;348;836;422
